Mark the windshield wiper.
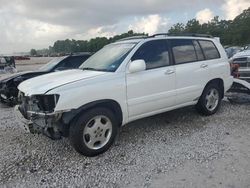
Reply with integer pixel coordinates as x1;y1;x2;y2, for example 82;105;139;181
82;67;111;72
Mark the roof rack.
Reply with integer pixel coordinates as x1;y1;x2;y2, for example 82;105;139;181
116;33;213;42
70;52;93;56
153;33;213;38
117;35;148;42
150;33;169;37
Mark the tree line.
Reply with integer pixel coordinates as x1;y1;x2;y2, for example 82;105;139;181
30;7;250;56
30;30;146;56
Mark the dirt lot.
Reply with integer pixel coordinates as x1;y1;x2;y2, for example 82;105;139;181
0;59;250;188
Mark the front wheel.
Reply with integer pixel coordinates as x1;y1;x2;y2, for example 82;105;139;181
196;83;222;115
69;107;118;156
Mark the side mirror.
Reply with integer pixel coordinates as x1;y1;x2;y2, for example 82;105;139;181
128;59;146;73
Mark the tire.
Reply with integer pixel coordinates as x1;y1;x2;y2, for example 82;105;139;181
69;107;118;157
196;83;222;116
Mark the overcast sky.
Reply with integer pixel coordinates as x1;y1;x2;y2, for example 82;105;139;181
0;0;249;54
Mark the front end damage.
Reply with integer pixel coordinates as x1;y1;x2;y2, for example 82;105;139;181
0;81;18;104
15;92;68;139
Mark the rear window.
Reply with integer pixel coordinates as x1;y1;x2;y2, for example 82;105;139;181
199;40;220;60
170;39;197;64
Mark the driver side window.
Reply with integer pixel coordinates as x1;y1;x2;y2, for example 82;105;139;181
131;40;170;70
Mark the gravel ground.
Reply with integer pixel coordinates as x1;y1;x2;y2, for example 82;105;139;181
0;61;250;187
0;101;250;188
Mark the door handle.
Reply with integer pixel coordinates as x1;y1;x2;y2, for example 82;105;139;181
165;69;175;75
200;64;208;68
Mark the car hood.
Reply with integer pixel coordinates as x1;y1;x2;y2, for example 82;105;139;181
0;71;31;82
0;70;47;83
233;50;250;59
18;69;107;96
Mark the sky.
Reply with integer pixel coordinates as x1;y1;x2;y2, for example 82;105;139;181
0;0;250;54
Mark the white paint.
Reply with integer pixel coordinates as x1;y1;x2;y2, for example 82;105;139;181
18;36;233;126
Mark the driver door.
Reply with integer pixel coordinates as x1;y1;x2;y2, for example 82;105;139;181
126;39;176;120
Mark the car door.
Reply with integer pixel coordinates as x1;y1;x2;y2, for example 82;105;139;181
170;39;210;105
126;39;176;120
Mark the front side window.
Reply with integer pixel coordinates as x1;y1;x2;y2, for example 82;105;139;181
199;40;220;60
39;56;67;71
131;40;170;70
64;56;90;68
80;43;136;72
170;39;197;64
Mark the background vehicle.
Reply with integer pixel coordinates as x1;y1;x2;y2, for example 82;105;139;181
0;56;16;69
230;45;250;82
0;53;91;105
16;34;233;156
225;46;242;58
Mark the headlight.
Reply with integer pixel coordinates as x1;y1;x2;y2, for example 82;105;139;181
33;94;60;112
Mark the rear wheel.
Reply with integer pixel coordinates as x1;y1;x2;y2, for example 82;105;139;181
69;107;118;156
196;83;222;115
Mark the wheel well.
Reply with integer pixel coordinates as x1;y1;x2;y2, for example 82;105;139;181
205;78;224;98
61;99;123;134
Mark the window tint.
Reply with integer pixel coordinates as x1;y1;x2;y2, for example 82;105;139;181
193;40;205;61
171;39;197;64
131;40;170;70
199;40;220;60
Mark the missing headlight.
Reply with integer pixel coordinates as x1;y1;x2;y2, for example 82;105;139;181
34;94;59;112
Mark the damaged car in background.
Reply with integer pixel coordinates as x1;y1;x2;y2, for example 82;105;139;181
15;34;233;156
0;53;91;105
230;44;250;82
0;56;16;73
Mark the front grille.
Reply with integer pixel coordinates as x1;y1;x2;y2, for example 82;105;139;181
233;57;247;62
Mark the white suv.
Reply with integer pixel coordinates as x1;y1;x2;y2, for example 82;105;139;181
16;34;233;156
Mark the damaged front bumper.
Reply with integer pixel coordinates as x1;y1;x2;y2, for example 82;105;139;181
14;104;64;139
14;105;33;133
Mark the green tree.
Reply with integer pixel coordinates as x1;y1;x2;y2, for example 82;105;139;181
30;49;37;56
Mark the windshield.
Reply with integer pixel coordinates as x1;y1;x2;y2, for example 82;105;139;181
80;43;136;72
39;56;67;71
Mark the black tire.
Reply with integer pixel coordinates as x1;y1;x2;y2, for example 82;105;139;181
69;107;118;157
196;83;222;116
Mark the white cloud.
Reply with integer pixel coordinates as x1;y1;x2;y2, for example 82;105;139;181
86;26;117;39
222;0;250;20
128;14;169;35
196;8;214;23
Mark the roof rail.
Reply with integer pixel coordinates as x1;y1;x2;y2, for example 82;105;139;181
150;33;169;37
71;52;92;56
117;35;148;42
116;33;213;42
166;33;213;38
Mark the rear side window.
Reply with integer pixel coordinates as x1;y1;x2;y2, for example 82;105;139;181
170;39;197;64
199;40;220;60
131;40;170;70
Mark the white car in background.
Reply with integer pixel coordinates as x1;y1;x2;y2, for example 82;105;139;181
231;44;250;82
16;34;233;156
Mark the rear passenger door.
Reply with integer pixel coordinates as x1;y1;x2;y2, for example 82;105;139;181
170;39;210;105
